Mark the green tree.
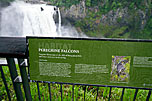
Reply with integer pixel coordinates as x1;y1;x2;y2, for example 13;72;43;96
0;0;15;3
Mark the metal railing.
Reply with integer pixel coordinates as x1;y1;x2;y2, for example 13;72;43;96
0;37;152;101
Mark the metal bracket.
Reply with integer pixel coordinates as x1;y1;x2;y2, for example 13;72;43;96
0;58;7;66
14;76;22;83
19;59;28;67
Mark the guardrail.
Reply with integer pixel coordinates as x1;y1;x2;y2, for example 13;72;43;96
0;37;151;101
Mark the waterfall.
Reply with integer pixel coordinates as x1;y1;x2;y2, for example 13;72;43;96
0;1;58;37
0;1;86;37
57;8;61;36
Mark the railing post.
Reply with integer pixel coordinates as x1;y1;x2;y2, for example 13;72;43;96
146;90;151;101
0;66;11;101
48;83;52;101
133;89;138;101
72;84;74;101
121;88;125;101
96;87;99;101
37;82;41;101
60;84;63;101
18;59;32;101
6;58;24;101
108;87;112;101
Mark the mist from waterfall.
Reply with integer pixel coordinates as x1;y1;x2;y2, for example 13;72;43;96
0;1;85;37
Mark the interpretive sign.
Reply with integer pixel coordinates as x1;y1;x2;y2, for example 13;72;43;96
28;37;152;88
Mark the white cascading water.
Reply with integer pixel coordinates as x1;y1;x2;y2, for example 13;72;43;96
57;7;61;36
0;1;85;37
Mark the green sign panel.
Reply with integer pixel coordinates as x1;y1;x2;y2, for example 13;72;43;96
28;37;152;88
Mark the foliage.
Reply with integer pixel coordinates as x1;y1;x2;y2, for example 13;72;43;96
51;0;151;39
0;0;15;3
50;0;81;8
0;66;21;101
140;17;152;39
1;66;152;100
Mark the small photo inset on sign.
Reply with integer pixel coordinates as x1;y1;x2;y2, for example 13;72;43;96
111;56;131;82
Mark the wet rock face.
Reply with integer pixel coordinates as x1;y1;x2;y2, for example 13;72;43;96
60;1;86;20
61;2;147;30
100;8;147;28
100;8;129;26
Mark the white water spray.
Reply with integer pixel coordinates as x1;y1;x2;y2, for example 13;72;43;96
0;1;85;37
57;8;62;36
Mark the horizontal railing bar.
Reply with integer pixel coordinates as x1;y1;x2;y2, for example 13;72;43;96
0;53;27;58
0;37;26;58
28;80;152;90
0;64;8;66
27;36;152;42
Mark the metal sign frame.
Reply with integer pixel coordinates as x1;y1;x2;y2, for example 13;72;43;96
27;36;152;90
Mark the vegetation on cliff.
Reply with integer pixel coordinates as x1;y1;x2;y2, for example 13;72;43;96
0;0;14;3
51;0;152;39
